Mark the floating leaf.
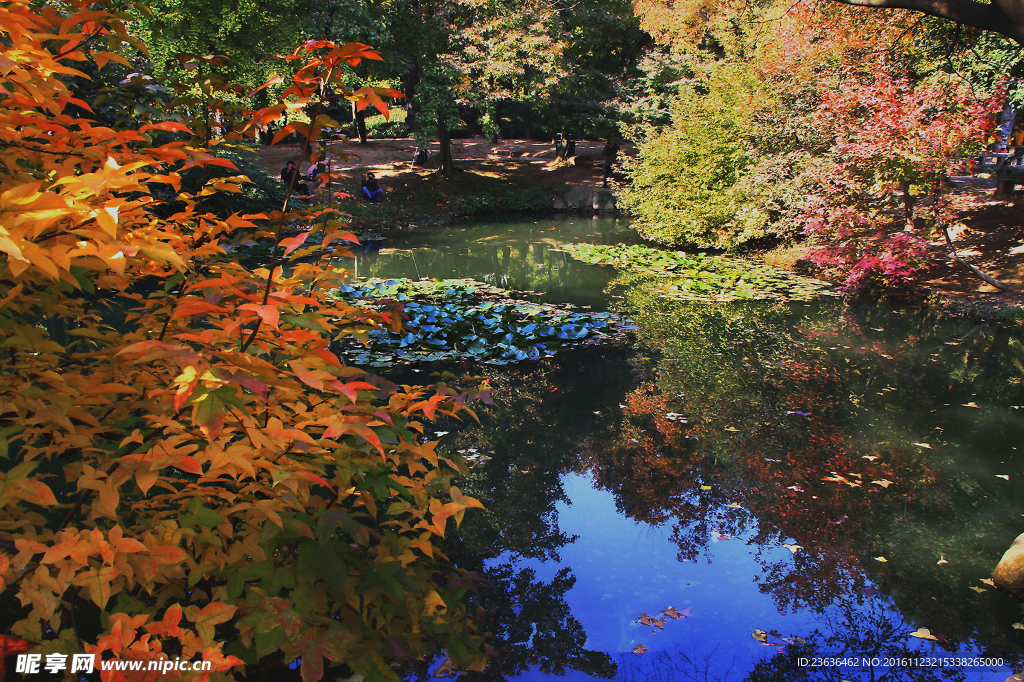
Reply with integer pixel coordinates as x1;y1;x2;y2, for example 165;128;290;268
937;555;948;565
632;644;647;654
751;629;768;643
913;442;932;449
875;557;888;562
662;606;690;620
783;543;802;554
1013;623;1024;630
700;485;712;491
969;586;988;593
909;628;938;641
980;578;996;586
872;480;893;488
996;475;1010;480
862;455;878;461
962;401;980;408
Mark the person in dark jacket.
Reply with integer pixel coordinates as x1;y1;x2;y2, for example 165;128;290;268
563;134;576;160
280;160;309;195
362;172;384;202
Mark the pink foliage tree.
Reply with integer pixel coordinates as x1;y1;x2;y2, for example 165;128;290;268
802;68;1000;291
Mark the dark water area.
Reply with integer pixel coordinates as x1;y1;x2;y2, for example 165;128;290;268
355;217;1024;681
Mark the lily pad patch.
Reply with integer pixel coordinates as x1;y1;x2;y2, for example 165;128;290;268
559;243;837;302
332;278;636;367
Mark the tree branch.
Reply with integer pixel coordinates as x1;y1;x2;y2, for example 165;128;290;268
829;0;1024;43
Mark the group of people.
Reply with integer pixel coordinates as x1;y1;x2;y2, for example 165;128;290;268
554;133;621;187
280;160;385;202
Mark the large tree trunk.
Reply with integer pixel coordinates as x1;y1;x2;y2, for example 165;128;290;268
437;115;454;176
523;100;532;140
830;0;1024;43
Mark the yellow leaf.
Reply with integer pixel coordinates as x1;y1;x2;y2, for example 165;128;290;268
874;557;887;562
908;627;938;640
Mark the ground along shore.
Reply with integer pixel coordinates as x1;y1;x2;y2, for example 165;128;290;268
258;137;1024;316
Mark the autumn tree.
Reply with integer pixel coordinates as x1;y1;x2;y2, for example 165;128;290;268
0;2;489;680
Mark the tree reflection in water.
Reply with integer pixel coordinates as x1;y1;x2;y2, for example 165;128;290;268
581;283;1024;663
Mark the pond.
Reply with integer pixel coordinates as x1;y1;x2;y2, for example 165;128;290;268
346;216;1024;681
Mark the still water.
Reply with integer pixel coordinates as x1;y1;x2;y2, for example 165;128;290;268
346;216;1024;681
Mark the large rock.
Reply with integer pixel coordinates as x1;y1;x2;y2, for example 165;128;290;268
993;532;1024;597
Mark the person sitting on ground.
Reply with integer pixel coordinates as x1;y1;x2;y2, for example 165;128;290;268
280;160;309;195
362;172;384;202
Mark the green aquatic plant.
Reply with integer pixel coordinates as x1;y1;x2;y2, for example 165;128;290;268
332;278;636;366
560;243;837;301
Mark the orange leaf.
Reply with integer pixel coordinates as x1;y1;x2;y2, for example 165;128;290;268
239;303;280;329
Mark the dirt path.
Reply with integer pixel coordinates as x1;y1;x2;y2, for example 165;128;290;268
913;178;1024;309
259;137;620;188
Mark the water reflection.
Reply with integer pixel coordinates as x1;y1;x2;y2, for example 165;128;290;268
372;222;1024;680
343;216;635;308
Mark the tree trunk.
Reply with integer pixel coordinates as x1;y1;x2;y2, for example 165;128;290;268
899;180;915;229
942;224;1018;292
354;107;368;144
490;100;503;143
437;115;454;176
523;100;532;140
402;67;421;136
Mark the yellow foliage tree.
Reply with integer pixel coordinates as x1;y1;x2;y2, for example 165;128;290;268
0;1;487;680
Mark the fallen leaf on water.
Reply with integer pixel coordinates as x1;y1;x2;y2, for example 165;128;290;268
751;629;768;643
875;557;888;562
632;644;647;654
724;426;739;432
700;485;712;491
637;613;656;626
937;555;948;565
728;502;742;508
909;628;938;641
913;442;932;449
783;543;802;554
786;485;804;492
434;431;449;437
662;606;690;620
969;586;988;593
872;480;893;488
962;401;980;408
996;475;1010;480
980;578;996;586
862;455;878;461
652;618;666;630
1013;623;1023;630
